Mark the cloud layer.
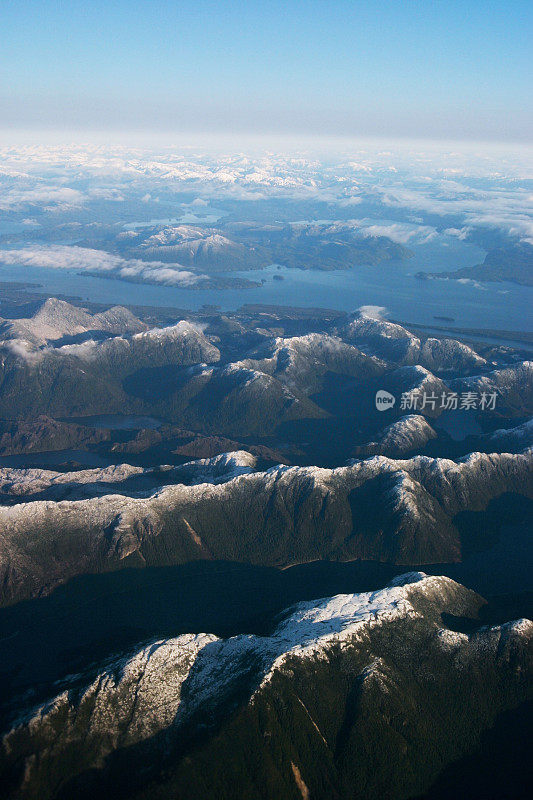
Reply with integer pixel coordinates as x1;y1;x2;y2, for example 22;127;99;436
0;141;531;244
0;245;203;286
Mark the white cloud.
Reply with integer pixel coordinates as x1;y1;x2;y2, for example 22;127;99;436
354;220;437;245
456;278;488;290
443;226;471;240
0;245;204;287
373;181;533;242
0;142;531;243
0;185;85;211
1;339;40;363
88;187;125;201
357;305;388;319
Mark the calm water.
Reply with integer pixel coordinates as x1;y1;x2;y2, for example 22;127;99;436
434;410;484;441
1;234;532;332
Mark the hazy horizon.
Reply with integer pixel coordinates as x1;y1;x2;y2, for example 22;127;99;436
2;0;531;143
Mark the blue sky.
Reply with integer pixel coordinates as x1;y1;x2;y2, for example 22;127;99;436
1;0;531;141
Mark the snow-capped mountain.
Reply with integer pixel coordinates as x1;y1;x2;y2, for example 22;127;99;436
2;573;530;800
0;448;530;605
354;414;438;456
453;361;533;416
0;298;146;347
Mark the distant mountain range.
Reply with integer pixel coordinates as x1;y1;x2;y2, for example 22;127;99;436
82;220;413;273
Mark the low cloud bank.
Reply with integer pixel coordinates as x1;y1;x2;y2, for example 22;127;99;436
0;245;204;286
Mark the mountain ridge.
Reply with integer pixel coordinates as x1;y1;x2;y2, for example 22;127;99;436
2;572;530;800
0;448;530;605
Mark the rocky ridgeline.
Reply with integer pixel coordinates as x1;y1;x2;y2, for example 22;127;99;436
0;448;531;605
2;573;530;800
0;301;530;435
0;297;146;346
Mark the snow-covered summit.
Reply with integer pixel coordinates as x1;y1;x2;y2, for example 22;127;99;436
420;337;486;372
170;450;257;484
4;571;530;797
0;298;145;347
356;414;438;457
237;333;385;393
0;463;146;496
